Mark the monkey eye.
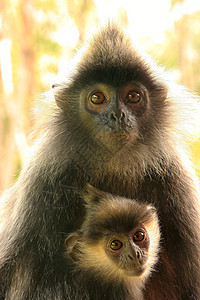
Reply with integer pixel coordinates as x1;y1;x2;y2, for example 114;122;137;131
126;91;141;103
90;91;106;104
110;239;123;251
133;230;145;243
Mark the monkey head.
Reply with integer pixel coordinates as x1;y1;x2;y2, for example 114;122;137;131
65;185;160;285
53;25;168;154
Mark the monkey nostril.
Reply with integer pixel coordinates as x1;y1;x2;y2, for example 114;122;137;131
121;111;125;120
110;112;118;121
136;251;140;260
128;255;134;261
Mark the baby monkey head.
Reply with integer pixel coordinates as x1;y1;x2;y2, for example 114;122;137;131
65;185;160;284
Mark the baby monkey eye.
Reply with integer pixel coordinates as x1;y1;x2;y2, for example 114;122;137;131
90;92;105;104
127;91;141;103
110;239;123;251
133;230;145;242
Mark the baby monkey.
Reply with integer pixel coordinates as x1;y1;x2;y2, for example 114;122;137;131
65;185;161;300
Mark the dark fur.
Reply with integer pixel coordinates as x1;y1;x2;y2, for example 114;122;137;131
0;24;200;299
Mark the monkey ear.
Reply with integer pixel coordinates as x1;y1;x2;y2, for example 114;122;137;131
155;84;168;102
52;83;67;110
145;205;159;222
82;184;104;204
147;205;156;213
65;232;81;262
65;232;80;252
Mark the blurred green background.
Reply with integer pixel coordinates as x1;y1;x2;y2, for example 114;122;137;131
0;0;200;191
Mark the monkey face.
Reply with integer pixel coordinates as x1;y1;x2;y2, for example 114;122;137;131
105;226;150;277
80;82;148;141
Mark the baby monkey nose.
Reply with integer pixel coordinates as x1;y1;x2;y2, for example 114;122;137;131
128;254;134;261
128;251;141;262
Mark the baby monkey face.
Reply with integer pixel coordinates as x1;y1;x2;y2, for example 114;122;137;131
105;226;149;276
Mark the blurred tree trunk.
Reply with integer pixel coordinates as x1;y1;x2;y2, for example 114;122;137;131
0;0;36;192
67;0;95;41
0;0;16;191
17;0;36;133
175;15;195;89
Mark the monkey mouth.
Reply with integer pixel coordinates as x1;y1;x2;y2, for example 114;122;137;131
123;265;146;277
97;132;131;151
97;131;131;142
97;131;138;151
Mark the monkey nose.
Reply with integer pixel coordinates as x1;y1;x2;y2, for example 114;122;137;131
128;251;140;262
110;110;125;121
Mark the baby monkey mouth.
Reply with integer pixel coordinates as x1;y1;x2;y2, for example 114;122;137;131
123;265;146;277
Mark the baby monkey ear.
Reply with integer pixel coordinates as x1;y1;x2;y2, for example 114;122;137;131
81;184;105;204
65;232;82;262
